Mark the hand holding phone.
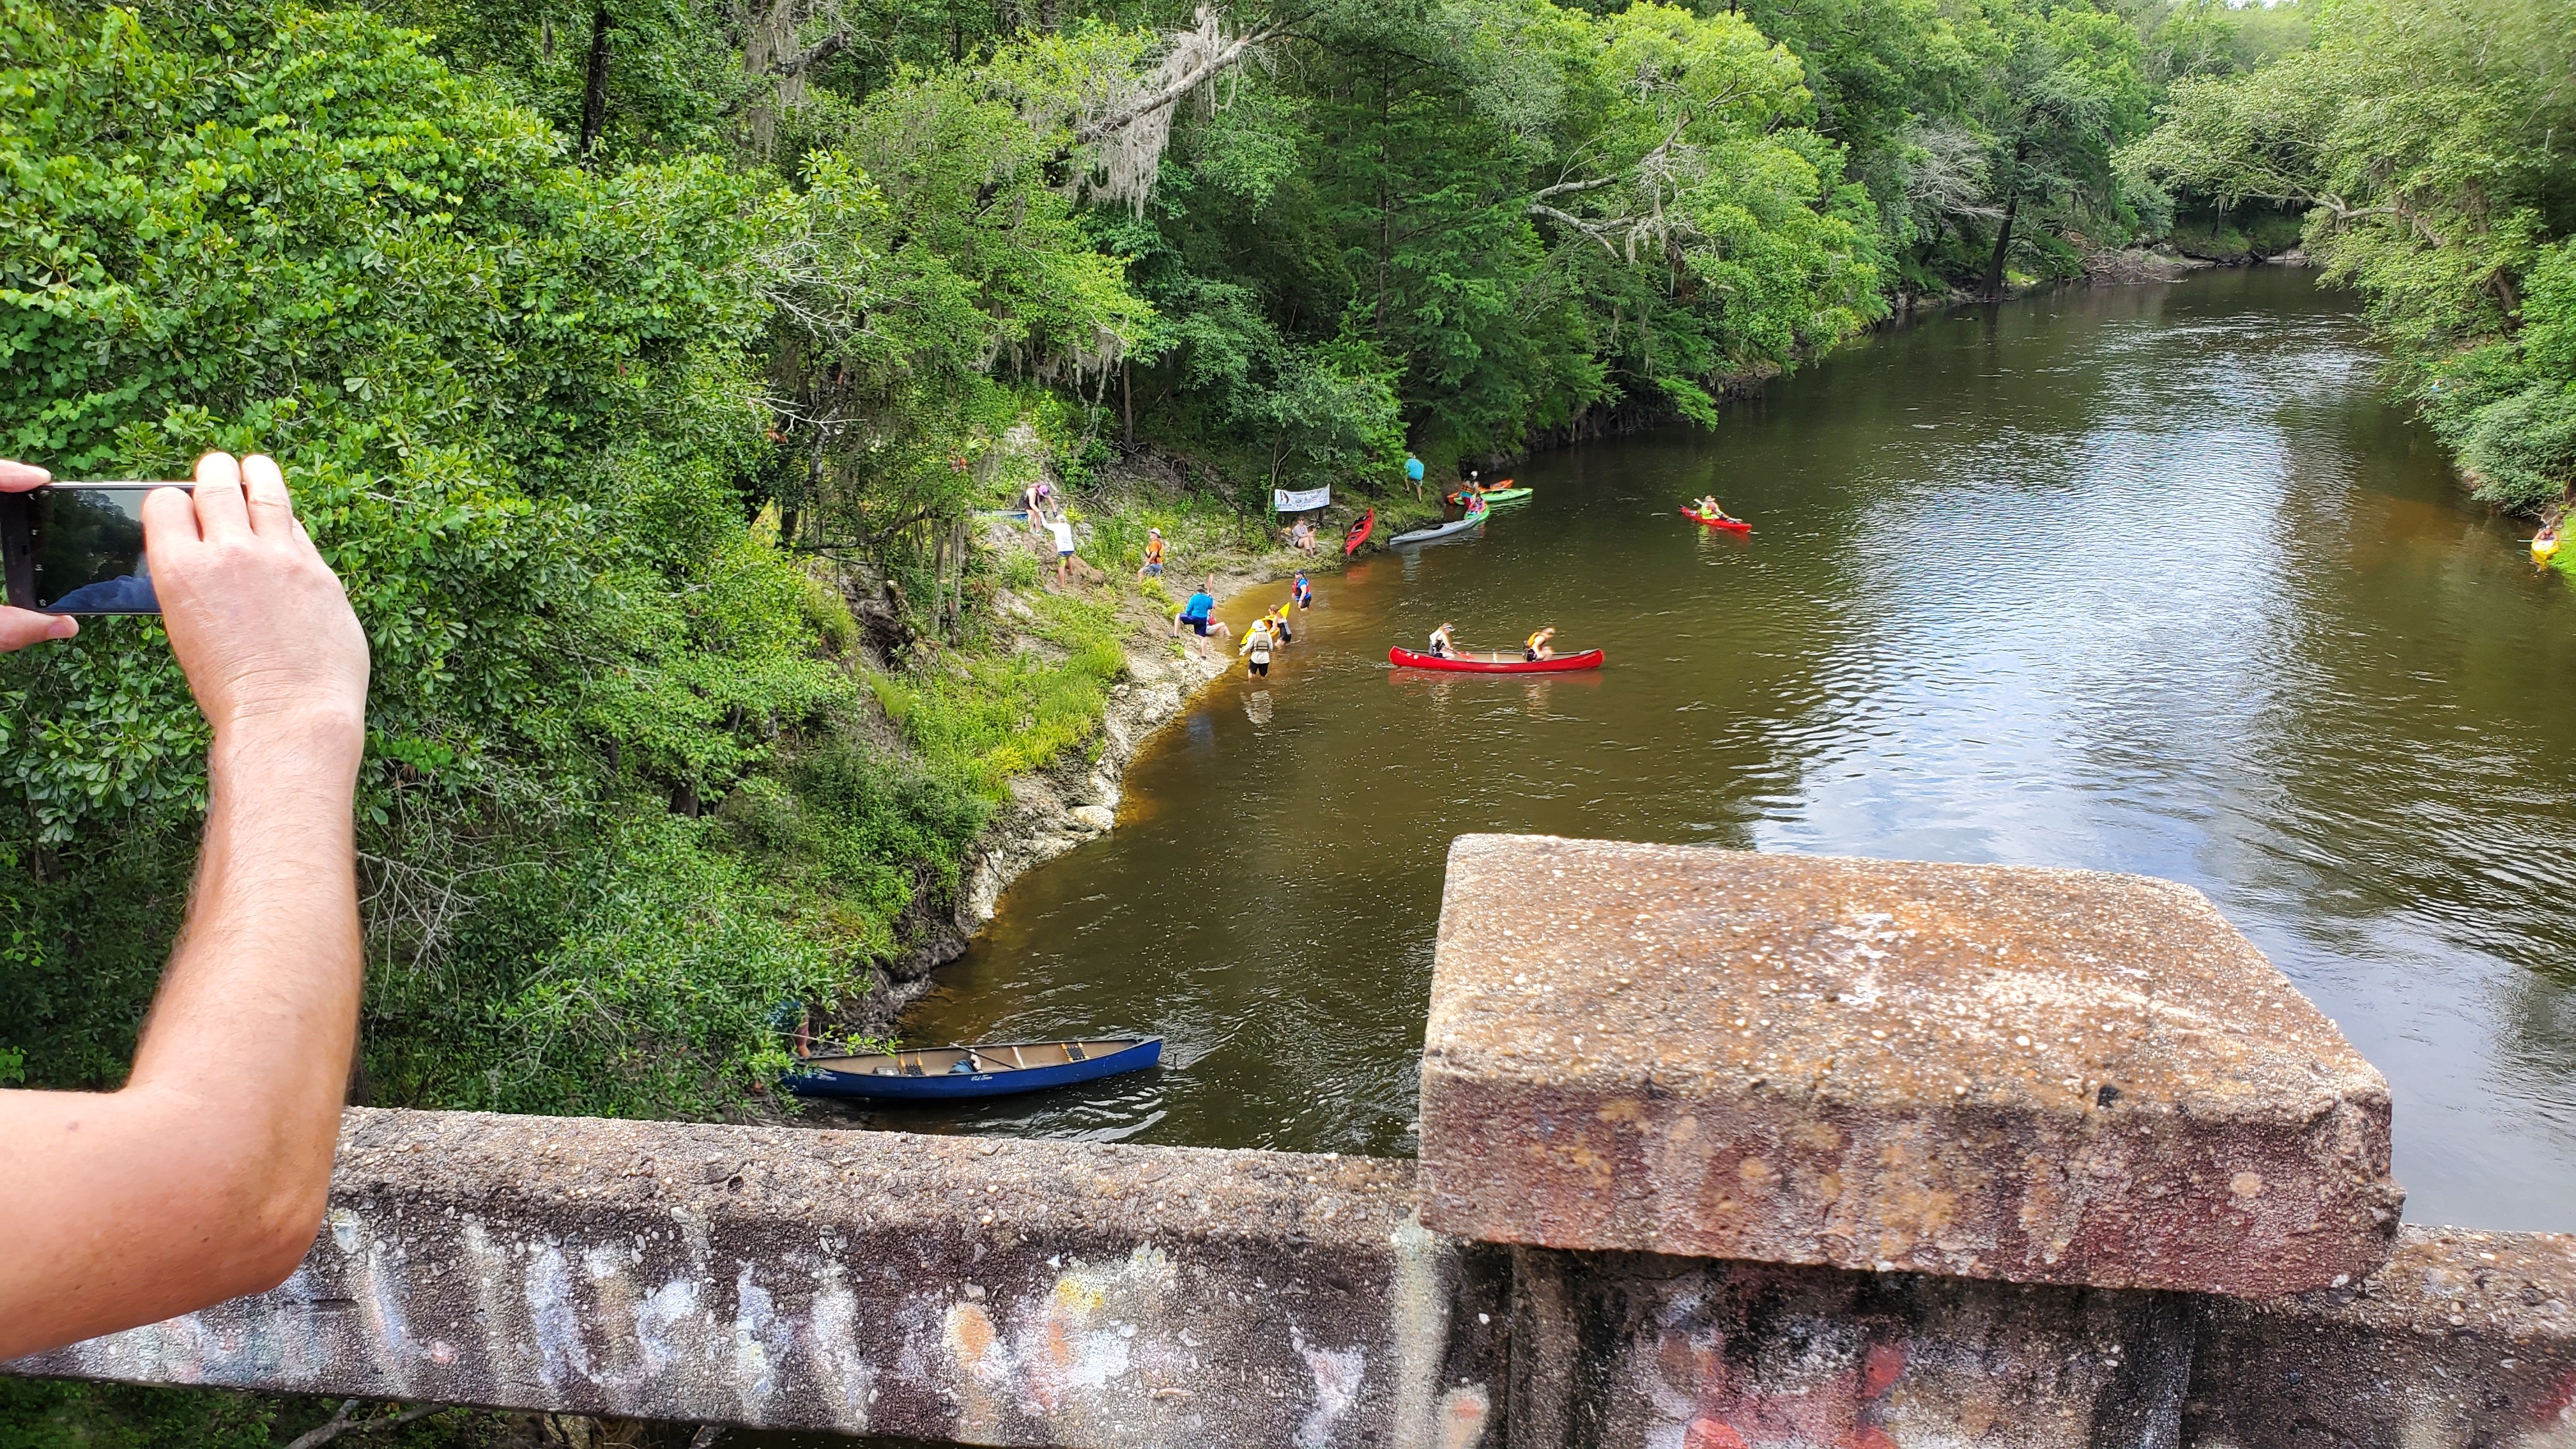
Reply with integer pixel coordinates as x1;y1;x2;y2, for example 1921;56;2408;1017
0;453;367;747
1;476;188;617
144;453;369;747
0;461;82;650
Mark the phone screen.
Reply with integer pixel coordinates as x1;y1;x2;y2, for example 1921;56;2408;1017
31;486;165;613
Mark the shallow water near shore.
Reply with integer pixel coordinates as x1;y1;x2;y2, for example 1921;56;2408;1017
832;267;2576;1233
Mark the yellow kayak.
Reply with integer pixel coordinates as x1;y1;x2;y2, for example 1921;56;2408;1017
2537;535;2561;564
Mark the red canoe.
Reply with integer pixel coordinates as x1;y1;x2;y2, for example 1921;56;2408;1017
1680;508;1751;533
1388;646;1605;673
1345;508;1375;556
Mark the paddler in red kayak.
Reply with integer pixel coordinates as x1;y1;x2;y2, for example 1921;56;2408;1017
1524;626;1557;662
1690;495;1740;524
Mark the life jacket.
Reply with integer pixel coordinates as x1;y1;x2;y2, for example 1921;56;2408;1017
1249;629;1273;664
1145;537;1164;562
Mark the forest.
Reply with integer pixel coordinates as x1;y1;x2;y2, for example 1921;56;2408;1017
0;0;2572;1433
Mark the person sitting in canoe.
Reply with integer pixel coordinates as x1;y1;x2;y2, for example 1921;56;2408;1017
1524;626;1557;662
1429;622;1459;659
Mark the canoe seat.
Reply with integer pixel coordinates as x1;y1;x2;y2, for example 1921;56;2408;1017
1065;1043;1087;1062
903;1064;924;1077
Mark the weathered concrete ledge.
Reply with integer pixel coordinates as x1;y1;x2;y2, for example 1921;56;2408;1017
1419;836;2402;1296
10;1113;2566;1447
12;842;2568;1448
2187;1226;2576;1448
12;1107;1510;1448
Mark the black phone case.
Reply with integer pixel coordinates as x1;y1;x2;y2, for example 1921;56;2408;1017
1;493;34;611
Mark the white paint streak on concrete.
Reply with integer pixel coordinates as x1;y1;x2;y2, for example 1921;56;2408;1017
525;1243;591;1390
1291;1327;1365;1449
732;1264;787;1414
634;1278;700;1379
360;1238;417;1397
1386;1213;1450;1449
459;1218;523;1388
801;1262;875;1433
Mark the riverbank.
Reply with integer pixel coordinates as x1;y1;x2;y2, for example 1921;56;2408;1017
816;452;1446;1041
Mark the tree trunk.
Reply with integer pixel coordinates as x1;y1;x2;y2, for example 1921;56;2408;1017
1982;190;2020;298
1121;358;1134;448
1982;137;2030;299
741;0;797;157
579;4;612;159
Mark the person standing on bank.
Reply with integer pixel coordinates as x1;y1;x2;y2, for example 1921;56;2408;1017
0;452;372;1361
1048;509;1078;585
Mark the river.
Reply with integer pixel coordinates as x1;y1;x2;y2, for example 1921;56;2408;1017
845;267;2576;1234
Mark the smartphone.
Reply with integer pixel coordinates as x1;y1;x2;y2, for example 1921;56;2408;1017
0;483;192;615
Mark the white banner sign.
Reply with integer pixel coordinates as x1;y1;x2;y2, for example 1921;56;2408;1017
1273;485;1331;512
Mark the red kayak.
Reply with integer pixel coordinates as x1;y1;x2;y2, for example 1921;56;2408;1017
1345;508;1375;556
1680;508;1751;533
1389;646;1604;673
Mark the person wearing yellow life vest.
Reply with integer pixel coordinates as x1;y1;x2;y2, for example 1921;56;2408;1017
1692;495;1737;523
1239;615;1277;678
1524;626;1557;662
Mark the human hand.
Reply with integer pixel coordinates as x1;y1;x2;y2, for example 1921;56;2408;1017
0;460;80;652
143;453;369;748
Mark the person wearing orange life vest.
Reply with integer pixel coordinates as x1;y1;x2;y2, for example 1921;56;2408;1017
1138;527;1165;579
1524;626;1557;662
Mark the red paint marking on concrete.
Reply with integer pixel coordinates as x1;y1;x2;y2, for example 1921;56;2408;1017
1684;1419;1749;1449
1861;1340;1906;1400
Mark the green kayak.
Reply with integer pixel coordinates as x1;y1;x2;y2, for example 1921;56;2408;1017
1480;487;1533;504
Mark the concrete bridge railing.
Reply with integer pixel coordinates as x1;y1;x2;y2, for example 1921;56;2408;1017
12;836;2574;1447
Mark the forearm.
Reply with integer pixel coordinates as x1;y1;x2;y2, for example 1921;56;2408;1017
0;725;362;1352
132;721;364;1141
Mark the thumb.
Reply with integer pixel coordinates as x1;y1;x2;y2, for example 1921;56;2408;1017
0;608;78;652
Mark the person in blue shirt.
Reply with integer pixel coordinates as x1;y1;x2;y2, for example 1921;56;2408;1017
1404;454;1425;498
1170;572;1232;656
1293;571;1312;610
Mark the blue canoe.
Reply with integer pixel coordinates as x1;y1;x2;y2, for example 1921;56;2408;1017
785;1037;1162;1101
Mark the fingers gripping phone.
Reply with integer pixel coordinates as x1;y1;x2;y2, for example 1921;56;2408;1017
1;483;192;615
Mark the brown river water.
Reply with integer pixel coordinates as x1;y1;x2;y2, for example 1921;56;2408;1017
820;266;2576;1234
